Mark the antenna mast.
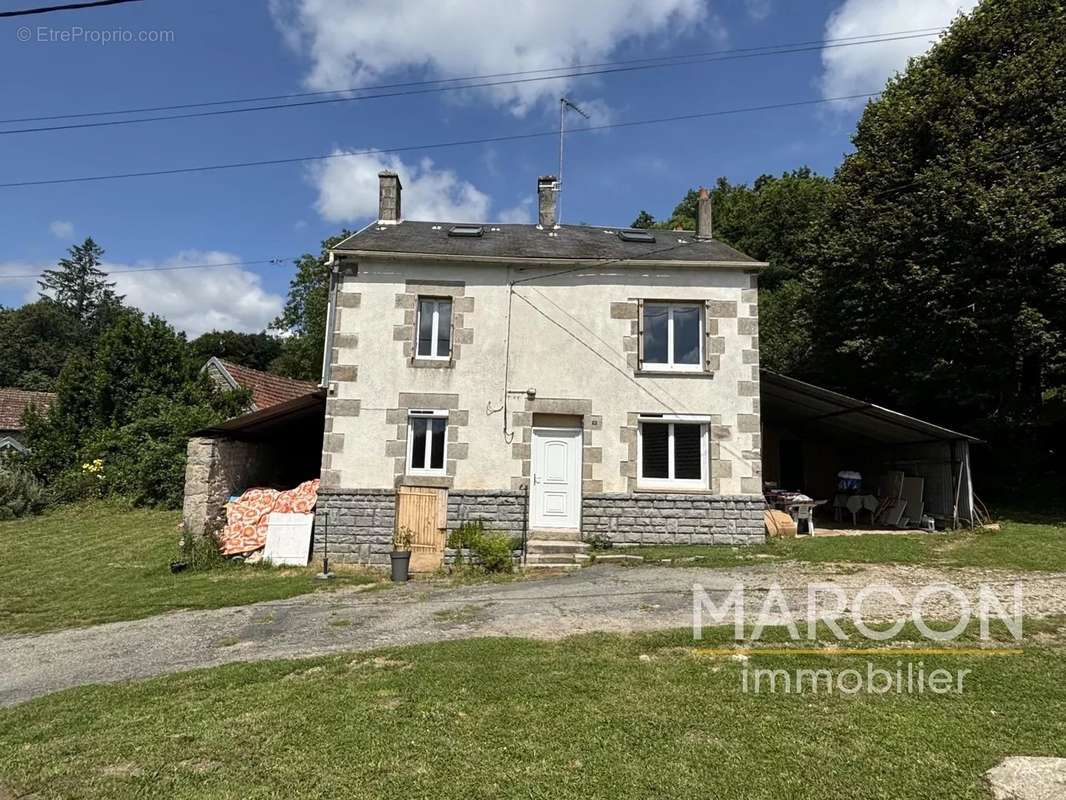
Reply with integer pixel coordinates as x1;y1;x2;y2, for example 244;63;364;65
558;96;589;227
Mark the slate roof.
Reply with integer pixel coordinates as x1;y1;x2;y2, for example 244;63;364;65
0;388;55;431
332;222;761;265
212;360;318;411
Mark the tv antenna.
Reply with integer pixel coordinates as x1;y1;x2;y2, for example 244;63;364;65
558;96;589;226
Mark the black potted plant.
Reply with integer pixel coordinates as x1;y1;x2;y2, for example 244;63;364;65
391;526;413;583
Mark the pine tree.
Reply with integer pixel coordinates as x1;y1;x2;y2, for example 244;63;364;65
37;238;122;324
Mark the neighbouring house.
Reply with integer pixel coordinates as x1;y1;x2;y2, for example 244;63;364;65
312;172;767;567
0;388;55;455
182;172;979;567
202;357;317;412
181;360;322;536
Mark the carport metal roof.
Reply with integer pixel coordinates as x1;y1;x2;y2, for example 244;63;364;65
193;390;326;440
760;370;980;445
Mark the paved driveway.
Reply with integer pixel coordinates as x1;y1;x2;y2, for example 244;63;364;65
2;561;1064;707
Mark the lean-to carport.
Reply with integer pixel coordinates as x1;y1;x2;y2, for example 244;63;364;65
759;370;980;527
181;391;326;536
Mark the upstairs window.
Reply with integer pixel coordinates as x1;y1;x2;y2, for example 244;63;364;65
638;417;708;490
416;297;452;359
407;410;448;474
642;302;702;372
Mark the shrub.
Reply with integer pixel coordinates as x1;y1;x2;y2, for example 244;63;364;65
447;519;485;550
446;521;516;573
471;532;516;574
0;466;51;519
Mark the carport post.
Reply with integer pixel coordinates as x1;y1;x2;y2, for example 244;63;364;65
316;508;334;580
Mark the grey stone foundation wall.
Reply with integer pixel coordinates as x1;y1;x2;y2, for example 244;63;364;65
443;547;523;566
581;493;766;545
446;490;528;535
314;489;396;566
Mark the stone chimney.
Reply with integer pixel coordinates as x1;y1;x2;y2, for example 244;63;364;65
696;186;712;240
378;171;402;223
537;175;558;229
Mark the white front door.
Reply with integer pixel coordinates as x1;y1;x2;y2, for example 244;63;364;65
530;428;582;529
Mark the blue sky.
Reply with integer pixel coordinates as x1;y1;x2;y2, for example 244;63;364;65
0;0;974;336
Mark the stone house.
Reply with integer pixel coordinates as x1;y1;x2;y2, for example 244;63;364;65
0;388;55;455
315;172;767;566
181;174;982;564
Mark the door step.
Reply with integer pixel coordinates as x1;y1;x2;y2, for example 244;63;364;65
527;528;583;543
525;538;590;568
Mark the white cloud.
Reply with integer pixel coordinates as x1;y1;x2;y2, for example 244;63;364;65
49;220;74;240
109;251;284;338
2;252;283;338
269;0;707;115
0;262;42;304
744;0;772;22
498;197;535;225
819;0;976;104
311;151;492;223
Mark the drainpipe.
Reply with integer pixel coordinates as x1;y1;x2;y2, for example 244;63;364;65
320;252;339;388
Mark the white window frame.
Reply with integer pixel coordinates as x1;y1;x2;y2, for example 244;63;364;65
642;302;703;372
636;414;710;490
415;297;452;360
406;409;449;475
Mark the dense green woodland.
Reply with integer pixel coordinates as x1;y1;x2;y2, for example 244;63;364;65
0;0;1061;508
633;0;1066;497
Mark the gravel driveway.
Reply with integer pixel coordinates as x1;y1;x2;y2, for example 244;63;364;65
2;561;1064;707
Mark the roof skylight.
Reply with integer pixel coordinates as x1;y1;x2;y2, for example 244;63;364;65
447;225;484;238
618;229;656;243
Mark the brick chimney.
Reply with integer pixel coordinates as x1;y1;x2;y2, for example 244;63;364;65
378;170;402;223
696;186;712;240
537;175;558;229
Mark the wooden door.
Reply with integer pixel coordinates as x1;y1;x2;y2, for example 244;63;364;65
396;486;447;572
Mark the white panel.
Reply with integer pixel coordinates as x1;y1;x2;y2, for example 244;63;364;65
543;491;568;516
263;512;314;566
543;441;569;482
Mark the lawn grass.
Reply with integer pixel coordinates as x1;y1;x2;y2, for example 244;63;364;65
617;515;1066;572
1;621;1064;799
0;503;379;635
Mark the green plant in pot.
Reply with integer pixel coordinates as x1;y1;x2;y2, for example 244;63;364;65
391;526;413;582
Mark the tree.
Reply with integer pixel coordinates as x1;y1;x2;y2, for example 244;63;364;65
811;0;1066;429
37;238;122;325
23;310;249;506
0;301;84;390
270;231;351;380
630;210;656;229
189;330;283;372
632;170;833;374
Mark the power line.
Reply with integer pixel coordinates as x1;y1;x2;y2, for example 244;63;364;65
0;0;142;17
0;92;882;189
0;31;944;136
0;257;293;281
0;26;945;127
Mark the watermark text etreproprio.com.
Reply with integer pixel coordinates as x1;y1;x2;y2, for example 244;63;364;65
17;26;175;45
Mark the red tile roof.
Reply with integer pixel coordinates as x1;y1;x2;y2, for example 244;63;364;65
0;389;55;431
216;360;318;410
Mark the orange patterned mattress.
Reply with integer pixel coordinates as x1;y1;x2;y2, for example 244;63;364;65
218;478;320;556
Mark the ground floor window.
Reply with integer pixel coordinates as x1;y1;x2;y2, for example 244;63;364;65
407;410;448;474
637;416;709;489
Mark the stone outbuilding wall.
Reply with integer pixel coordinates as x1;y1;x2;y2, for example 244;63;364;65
181;437;285;537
